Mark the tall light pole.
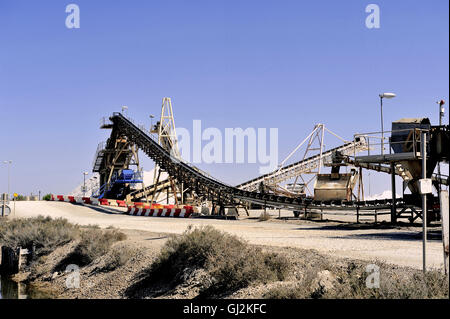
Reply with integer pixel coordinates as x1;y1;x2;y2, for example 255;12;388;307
122;105;128;117
3;160;12;200
379;93;396;155
437;100;445;194
83;172;89;197
150;114;155;133
438;100;445;126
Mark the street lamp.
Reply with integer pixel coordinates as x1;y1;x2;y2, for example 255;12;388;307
93;176;98;192
438;100;445;126
3;160;12;199
150;114;155;132
83;172;89;197
379;93;396;155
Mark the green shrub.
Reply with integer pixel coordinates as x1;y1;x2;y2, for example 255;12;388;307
0;216;79;257
42;194;52;201
101;246;134;272
264;260;449;299
330;265;449;299
141;225;290;297
68;229;127;266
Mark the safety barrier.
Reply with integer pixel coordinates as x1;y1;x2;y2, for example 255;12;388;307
51;195;105;206
126;206;193;218
50;195;194;217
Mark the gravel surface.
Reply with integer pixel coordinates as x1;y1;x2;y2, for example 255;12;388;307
10;201;446;270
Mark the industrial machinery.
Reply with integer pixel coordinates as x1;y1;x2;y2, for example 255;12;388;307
236;124;369;194
313;150;359;202
91;118;145;200
91;98;448;223
351;117;449;222
93;112;404;216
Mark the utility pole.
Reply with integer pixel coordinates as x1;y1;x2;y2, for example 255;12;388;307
437;100;445;193
421;131;428;273
150;114;155;133
83;172;89;197
380;96;384;155
379;93;396;155
3;160;12;199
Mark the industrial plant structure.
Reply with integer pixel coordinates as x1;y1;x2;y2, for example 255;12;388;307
90;98;449;224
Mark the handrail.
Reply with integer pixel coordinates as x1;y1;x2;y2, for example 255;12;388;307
236;137;368;190
111;112;234;187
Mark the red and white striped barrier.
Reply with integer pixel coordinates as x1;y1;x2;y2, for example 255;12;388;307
126;207;193;218
50;195;193;217
51;195;100;206
51;195;126;207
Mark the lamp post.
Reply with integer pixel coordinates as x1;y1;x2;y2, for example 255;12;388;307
150;114;155;133
379;93;396;155
122;106;128;117
83;172;89;197
438;100;445;126
3;160;12;200
437;100;445;195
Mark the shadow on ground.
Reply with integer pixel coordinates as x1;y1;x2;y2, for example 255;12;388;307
327;229;442;242
76;204;127;215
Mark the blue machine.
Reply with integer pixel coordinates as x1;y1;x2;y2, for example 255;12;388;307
113;169;143;184
93;169;143;199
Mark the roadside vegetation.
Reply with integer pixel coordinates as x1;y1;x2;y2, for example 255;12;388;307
126;225;290;298
55;227;127;270
12;194;26;201
0;216;79;258
263;257;449;299
100;245;135;272
0;216;128;272
258;211;271;221
1;217;448;299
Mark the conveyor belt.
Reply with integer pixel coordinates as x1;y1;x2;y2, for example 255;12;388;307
110;112;411;212
236;135;369;192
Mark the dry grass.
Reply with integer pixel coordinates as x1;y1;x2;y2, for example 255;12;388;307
129;225;290;297
264;258;449;299
0;216;79;257
70;229;127;266
258;212;271;221
100;246;134;272
55;228;127;269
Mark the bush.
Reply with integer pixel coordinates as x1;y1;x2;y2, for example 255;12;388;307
101;246;134;272
330;264;449;299
66;228;127;267
264;260;449;299
42;194;52;201
258;212;271;221
0;216;79;257
140;225;290;297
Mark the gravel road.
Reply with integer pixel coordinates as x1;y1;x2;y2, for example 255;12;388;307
10;201;445;270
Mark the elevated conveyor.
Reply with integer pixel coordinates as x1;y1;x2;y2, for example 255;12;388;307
99;112;430;221
236;138;369;192
110;112;322;210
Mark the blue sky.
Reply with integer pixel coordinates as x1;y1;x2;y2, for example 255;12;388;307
0;0;448;197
